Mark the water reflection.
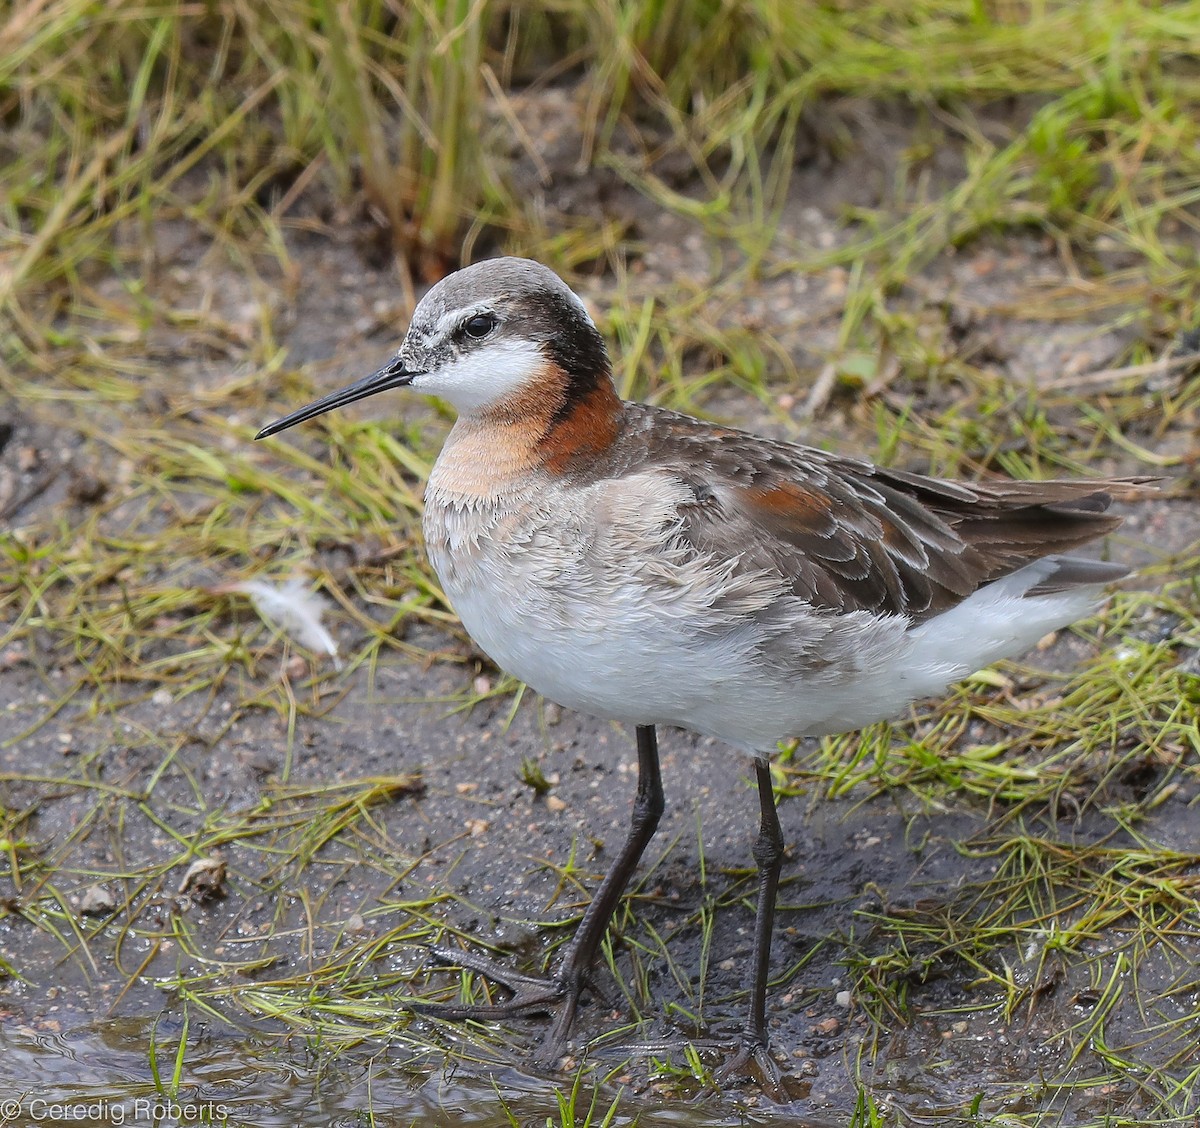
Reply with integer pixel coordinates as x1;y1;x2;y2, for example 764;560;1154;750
0;1018;823;1127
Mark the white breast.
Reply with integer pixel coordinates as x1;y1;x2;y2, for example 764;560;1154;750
423;472;705;717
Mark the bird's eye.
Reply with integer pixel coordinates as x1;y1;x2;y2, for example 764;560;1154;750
463;313;497;339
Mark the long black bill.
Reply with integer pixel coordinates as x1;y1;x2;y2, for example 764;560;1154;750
255;356;421;440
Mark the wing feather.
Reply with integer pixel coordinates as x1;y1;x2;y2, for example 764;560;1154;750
607;404;1149;621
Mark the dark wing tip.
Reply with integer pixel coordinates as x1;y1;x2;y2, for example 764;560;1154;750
1028;555;1130;594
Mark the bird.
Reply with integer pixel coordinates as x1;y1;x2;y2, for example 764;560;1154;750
256;256;1144;1088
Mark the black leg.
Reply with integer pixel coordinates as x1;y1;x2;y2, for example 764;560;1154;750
417;724;665;1063
716;755;786;1089
541;723;664;1049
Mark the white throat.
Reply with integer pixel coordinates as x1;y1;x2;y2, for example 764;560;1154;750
410;337;546;415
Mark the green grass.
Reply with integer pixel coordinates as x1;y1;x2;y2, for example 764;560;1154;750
2;0;1200;1124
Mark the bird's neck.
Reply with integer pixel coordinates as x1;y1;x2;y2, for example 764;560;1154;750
430;372;624;500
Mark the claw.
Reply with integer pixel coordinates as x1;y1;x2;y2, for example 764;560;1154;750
425;945;561;998
412;944;596;1062
714;1038;788;1102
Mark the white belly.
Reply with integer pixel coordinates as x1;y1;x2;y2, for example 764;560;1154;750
424;483;1102;753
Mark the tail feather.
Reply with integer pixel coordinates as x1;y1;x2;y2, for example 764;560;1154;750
1027;555;1129;595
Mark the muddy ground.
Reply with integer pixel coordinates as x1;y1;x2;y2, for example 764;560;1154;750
2;96;1199;1127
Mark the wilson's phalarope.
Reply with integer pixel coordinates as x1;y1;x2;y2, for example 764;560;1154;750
258;257;1145;1087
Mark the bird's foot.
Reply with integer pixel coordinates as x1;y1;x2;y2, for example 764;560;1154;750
714;1036;788;1101
411;945;606;1064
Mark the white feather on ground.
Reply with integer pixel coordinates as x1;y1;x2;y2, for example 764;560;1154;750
230;577;340;667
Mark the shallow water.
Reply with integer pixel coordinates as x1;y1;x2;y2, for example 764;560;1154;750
0;1017;831;1128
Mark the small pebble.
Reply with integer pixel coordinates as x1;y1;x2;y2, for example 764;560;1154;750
178;856;227;901
1;648;25;669
78;885;117;916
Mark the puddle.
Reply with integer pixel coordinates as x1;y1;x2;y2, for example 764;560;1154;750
0;1018;837;1128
